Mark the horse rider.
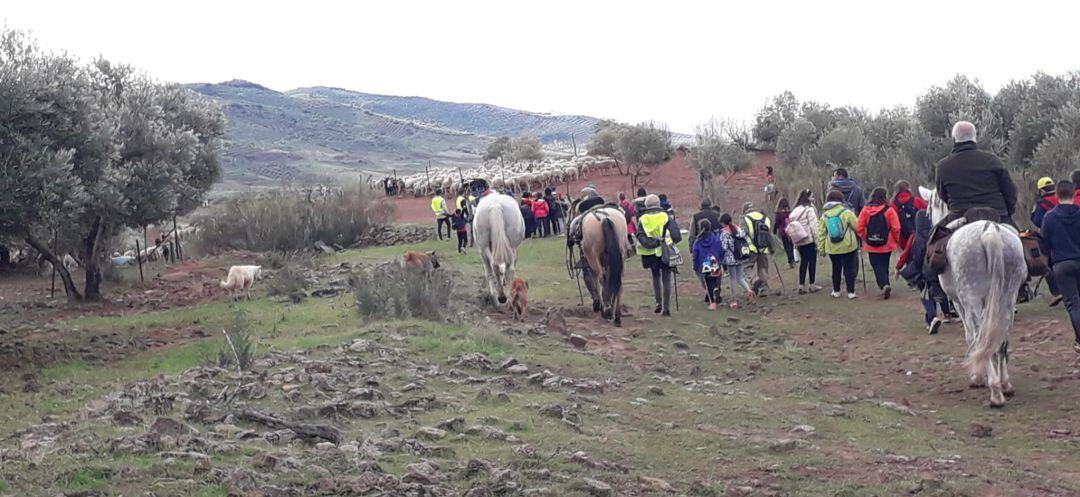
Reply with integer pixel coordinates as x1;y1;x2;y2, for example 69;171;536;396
929;121;1029;298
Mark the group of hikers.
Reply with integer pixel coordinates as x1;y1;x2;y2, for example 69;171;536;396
432;120;1080;354
430;188;477;255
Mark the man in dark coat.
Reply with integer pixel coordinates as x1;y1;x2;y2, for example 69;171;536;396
689;199;722;242
543;188;562;235
828;167;866;216
934;121;1018;228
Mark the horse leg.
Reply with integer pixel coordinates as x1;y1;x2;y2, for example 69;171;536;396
582;261;602;313
1000;341;1015;397
599;269;612;319
612;286;622;327
956;298;986;388
481;253;499;303
987;350;1006;408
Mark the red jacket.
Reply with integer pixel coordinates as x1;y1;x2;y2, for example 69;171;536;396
856;203;901;253
892;191;927;212
531;198;549;218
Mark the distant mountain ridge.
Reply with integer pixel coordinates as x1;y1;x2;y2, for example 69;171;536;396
187;80;603;188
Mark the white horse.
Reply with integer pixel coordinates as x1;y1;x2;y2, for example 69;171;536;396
473;193;525;305
921;186;1028;407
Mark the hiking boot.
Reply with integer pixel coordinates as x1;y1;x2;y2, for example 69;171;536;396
797;286;807;295
928;317;943;336
1050;295;1064;307
831;291;841;298
660;309;671;317
883;285;892;300
847;292;858;300
708;303;717;310
654;303;662;314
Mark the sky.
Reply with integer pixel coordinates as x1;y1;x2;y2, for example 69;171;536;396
4;0;1078;133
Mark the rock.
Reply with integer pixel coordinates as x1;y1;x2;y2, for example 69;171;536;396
454;352;495;370
824;406;849;418
112;410;143;427
579;477;613;496
539;404;564;419
708;325;722;337
149;417;190;436
347;339;376;353
226;468;258;495
402;461;443;485
726;317;740;323
436;417;466;432
545;308;568;335
499;357;520;370
648;386;664;396
569;334;589;349
768;439;798;453
791;425;815;434
314;240;336;254
672;341;689;350
416;427;447;440
969;422;993;438
507;364;529;375
638;475;675;493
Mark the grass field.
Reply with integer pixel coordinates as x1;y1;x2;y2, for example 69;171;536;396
2;235;1079;496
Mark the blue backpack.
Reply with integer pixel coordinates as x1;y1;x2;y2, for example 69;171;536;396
824;208;849;244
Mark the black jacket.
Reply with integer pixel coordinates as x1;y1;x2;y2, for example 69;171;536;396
544;193;562;217
935;141;1017;218
689;209;722;240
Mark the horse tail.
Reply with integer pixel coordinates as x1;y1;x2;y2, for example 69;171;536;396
490;203;511;272
602;218;623;300
964;225;1010;377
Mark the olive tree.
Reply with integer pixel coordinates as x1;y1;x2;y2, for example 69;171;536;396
616;122;672;186
688;118;755;195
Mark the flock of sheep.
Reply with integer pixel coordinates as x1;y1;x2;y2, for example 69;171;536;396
390;155;618;196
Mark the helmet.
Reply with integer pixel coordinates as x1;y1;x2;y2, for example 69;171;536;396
1037;177;1054;190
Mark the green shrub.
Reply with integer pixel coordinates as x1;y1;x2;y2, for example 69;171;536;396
206;310;258;371
193;183;392;253
353;263;456;321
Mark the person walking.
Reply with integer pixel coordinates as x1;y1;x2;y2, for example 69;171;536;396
619;192;637;246
431;189;452;240
692;219;724;310
741;202;773;296
635;194;681;316
451;209;469;254
857;187;902;299
829;167;866;216
543;188;562;236
520;194;537;239
773;197;796;269
819;189;860;299
719;213;756;309
531;192;550;238
689;198;722;241
1031;177;1064;306
788;189;821;294
898;209;953;334
1040;180;1080;354
891;180;926;250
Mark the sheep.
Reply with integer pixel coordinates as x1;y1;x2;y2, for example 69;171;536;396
220;265;262;301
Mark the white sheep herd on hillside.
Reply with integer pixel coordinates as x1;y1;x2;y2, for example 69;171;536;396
392;155;618;196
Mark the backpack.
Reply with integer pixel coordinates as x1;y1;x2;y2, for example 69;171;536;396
784;207;811;245
893;197;916;240
865;209;890;247
731;229;751;261
746;213;773;252
824;209;848;244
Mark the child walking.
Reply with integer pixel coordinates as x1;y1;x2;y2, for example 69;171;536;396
692;219;724;310
451;209;469;254
719;214;756;309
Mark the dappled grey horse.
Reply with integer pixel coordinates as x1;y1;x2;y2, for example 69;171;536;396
472;193;525;305
921;187;1027;407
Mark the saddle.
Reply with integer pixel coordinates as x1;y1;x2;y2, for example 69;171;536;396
566;202;620;248
926;209;1046;278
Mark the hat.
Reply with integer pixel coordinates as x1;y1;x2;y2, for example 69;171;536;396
1037;177;1054;190
644;194;660;209
700;198;712;210
741;202;754;213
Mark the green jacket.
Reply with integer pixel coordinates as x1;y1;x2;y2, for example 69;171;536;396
818;202;859;255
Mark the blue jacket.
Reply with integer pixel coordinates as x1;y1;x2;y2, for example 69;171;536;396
829;177;866;216
900;210;932;287
692;232;724;274
1042;204;1080;264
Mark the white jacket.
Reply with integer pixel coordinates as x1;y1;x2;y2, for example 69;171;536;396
789;205;820;246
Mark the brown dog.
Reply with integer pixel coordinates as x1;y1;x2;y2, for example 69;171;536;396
508;277;529;321
401;250;439;272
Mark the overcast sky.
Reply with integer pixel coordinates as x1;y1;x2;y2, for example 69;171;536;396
5;0;1077;133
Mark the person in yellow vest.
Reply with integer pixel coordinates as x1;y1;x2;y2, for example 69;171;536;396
432;189;451;240
742;202;773;296
635;194;682;316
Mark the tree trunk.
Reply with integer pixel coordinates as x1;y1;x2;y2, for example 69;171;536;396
24;229;82;301
82;216;105;300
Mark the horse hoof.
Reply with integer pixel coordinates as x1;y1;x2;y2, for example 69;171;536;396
990;392;1006;408
1003;384;1016;397
613;318;621;327
989;399;1006;409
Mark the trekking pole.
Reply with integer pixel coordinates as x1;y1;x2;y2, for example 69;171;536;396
567;246;584;306
859;249;867;293
771;255;787;294
673;268;680;311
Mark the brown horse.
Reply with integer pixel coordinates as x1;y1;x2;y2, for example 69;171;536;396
579;207;629;326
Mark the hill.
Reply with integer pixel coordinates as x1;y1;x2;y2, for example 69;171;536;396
188;81;608;188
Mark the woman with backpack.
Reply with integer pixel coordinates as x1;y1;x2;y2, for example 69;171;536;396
719;213;756;308
856;187;901;299
788;189;822;294
891;180;927;250
819;189;860;299
636;194;681;316
692;219;724;310
773;197;796;269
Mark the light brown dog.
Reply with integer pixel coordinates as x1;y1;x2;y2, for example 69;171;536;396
508;277;529;321
401;250;439;272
